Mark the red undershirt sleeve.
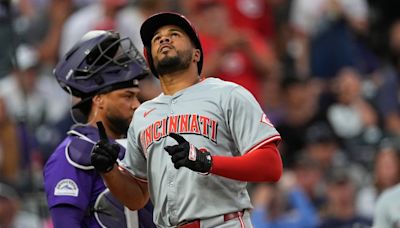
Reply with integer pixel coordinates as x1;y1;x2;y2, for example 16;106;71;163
209;142;282;182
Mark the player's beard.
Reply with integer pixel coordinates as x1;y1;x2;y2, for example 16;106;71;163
106;114;131;137
154;49;192;75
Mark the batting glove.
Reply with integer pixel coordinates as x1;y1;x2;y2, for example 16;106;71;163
164;133;212;173
90;122;120;173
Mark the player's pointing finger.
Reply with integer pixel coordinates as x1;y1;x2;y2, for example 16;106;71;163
96;121;109;142
164;146;176;155
168;133;187;144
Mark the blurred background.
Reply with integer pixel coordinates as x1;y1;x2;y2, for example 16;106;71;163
0;0;399;227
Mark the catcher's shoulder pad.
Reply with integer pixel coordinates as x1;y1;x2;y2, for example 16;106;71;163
66;129;126;170
65;130;97;170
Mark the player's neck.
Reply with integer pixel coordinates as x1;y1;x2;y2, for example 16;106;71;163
160;69;200;96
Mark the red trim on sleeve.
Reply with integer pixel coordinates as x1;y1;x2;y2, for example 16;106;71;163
244;135;281;154
210;142;282;182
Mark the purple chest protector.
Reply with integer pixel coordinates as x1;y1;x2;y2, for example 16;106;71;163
66;126;155;228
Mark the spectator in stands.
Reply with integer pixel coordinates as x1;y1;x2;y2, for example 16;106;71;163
0;1;14;77
59;0;132;56
0;44;46;131
250;154;323;228
251;179;319;227
371;20;400;137
289;0;370;78
0;182;42;228
0;97;20;184
326;67;381;167
303;121;366;186
290;154;325;211
319;169;371;228
0;44;51;192
275;77;321;167
303;122;340;173
222;0;277;41
189;0;279;104
356;139;400;219
0;43;69;129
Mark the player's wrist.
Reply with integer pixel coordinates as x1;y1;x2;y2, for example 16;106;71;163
102;163;118;175
103;162;116;173
203;153;213;173
208;155;214;174
196;150;213;174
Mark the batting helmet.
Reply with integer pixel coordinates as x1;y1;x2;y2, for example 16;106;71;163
140;12;203;77
54;30;149;106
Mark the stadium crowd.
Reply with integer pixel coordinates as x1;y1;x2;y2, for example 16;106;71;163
0;0;399;227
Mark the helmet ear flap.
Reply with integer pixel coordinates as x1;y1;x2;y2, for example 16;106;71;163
143;46;158;77
143;47;149;63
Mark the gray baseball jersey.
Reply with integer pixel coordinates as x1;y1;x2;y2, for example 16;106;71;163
373;183;400;228
124;77;281;227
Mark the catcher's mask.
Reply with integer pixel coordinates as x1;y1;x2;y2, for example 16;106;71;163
54;30;150;110
140;12;203;78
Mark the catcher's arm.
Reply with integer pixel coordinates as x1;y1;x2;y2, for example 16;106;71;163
101;164;149;210
92;121;149;210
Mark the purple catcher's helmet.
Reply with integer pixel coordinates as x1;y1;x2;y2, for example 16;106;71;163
54;30;149;107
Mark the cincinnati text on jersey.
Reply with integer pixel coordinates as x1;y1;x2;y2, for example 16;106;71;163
140;114;218;150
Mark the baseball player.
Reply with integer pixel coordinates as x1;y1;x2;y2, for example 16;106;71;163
43;30;155;228
373;183;400;227
91;12;283;228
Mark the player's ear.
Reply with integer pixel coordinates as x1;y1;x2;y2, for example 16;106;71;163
92;94;104;108
193;49;201;63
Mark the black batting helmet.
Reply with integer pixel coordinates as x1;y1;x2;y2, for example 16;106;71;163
140;12;203;77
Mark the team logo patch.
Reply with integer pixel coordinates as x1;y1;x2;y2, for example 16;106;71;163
260;113;273;127
54;179;79;197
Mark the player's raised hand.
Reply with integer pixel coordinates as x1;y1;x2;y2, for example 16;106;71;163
91;121;120;173
164;133;212;173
